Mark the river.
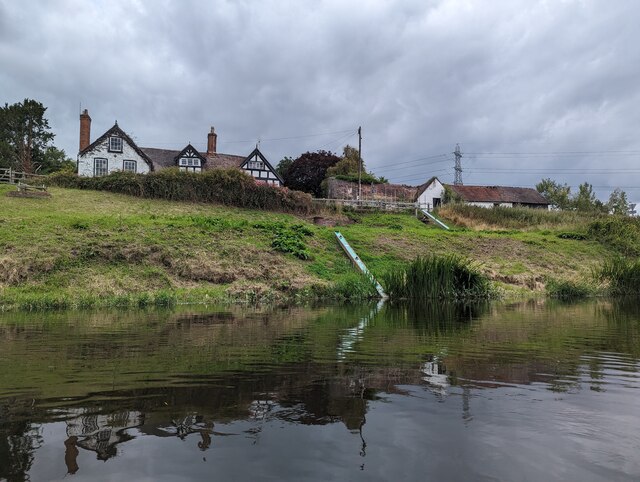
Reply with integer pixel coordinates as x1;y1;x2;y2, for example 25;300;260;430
1;300;639;481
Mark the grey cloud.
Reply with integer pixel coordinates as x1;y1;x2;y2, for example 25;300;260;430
1;0;639;201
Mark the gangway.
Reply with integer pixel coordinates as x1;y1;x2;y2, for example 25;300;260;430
334;231;387;299
420;209;450;230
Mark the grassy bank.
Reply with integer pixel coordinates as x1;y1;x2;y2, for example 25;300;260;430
0;185;631;310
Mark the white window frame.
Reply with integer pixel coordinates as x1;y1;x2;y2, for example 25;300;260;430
94;158;108;176
179;157;201;167
123;160;137;173
247;160;264;170
109;136;123;152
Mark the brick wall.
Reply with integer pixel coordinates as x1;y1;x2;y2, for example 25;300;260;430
325;178;417;202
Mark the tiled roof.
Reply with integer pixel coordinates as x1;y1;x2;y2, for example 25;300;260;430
141;147;246;171
446;184;549;204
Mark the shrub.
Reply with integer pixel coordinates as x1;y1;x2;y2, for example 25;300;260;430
587;218;640;255
596;257;640;296
46;169;314;214
382;254;494;300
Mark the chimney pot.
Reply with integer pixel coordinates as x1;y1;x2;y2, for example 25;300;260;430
207;126;218;155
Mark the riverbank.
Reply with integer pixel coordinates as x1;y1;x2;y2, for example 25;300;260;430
0;184;622;310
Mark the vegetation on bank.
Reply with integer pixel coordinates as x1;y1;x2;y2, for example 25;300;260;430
383;255;494;300
1;184;639;311
47;169;314;214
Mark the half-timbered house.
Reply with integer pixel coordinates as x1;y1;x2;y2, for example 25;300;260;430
77;110;283;187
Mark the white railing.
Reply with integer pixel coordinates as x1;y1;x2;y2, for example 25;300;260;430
313;198;432;212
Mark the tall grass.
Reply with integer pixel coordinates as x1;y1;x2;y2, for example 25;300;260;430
596;257;640;295
439;204;596;230
382;255;493;300
47;169;313;214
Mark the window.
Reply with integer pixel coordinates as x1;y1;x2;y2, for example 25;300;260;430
247;160;264;170
123;160;136;173
179;157;201;167
178;157;201;172
109;136;123;152
94;158;108;176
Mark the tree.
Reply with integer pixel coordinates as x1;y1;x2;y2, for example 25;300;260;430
283;150;341;197
326;145;363;177
0;99;55;173
573;182;605;213
37;146;75;174
607;188;630;216
276;156;294;179
536;178;571;210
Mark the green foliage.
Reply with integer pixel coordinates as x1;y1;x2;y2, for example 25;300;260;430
442;185;462;204
382;255;494;300
328;272;379;301
276;156;294;179
0;98;55;173
546;278;594;299
588;218;640;255
443;203;590;229
596;257;640;296
255;222;313;259
38;146;75;174
607;188;630;216
536;178;572;210
46;168;313;214
574;182;606;213
283;150;341;197
326;145;387;184
556;232;587;240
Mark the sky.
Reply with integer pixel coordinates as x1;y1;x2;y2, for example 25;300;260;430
1;0;639;201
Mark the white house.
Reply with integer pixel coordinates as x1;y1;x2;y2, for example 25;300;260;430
415;177;550;210
77;110;283;187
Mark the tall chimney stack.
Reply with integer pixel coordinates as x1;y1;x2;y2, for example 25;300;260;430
207;126;217;155
79;109;91;152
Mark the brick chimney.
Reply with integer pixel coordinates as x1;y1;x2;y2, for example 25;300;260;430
207;126;217;155
79;109;91;152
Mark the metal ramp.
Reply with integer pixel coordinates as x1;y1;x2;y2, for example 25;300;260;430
420;209;450;230
334;231;387;299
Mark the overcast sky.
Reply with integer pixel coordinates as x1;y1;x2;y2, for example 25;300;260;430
1;0;639;200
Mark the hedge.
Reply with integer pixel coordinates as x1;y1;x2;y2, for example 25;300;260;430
47;168;313;214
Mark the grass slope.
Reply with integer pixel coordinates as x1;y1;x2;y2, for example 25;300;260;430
0;185;619;309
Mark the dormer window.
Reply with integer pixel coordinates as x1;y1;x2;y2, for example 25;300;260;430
179;157;202;173
247;160;264;170
109;136;123;153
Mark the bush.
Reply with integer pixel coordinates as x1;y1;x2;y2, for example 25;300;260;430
596;257;640;296
46;169;314;214
382;254;494;300
588;218;640;255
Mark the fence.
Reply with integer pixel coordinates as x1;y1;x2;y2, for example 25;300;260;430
0;168;46;185
313;198;433;213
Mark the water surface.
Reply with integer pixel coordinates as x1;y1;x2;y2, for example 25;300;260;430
1;300;639;481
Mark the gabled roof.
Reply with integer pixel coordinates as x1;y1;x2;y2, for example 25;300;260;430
240;147;284;184
414;176;441;201
445;184;549;205
79;123;154;171
175;144;206;163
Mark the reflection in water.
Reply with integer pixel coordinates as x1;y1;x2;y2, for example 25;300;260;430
1;300;640;480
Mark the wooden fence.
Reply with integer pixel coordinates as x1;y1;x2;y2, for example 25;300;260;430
0;168;46;185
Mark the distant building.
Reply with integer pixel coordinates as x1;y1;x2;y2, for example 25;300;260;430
76;110;283;187
415;177;550;210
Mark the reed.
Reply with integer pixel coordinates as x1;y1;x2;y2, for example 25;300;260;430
596;257;640;295
546;278;594;300
382;255;493;300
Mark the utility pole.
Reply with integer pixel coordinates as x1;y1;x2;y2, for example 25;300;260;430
454;143;463;185
358;126;362;201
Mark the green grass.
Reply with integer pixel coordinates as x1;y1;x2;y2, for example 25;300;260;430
0;184;634;310
596;257;640;296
